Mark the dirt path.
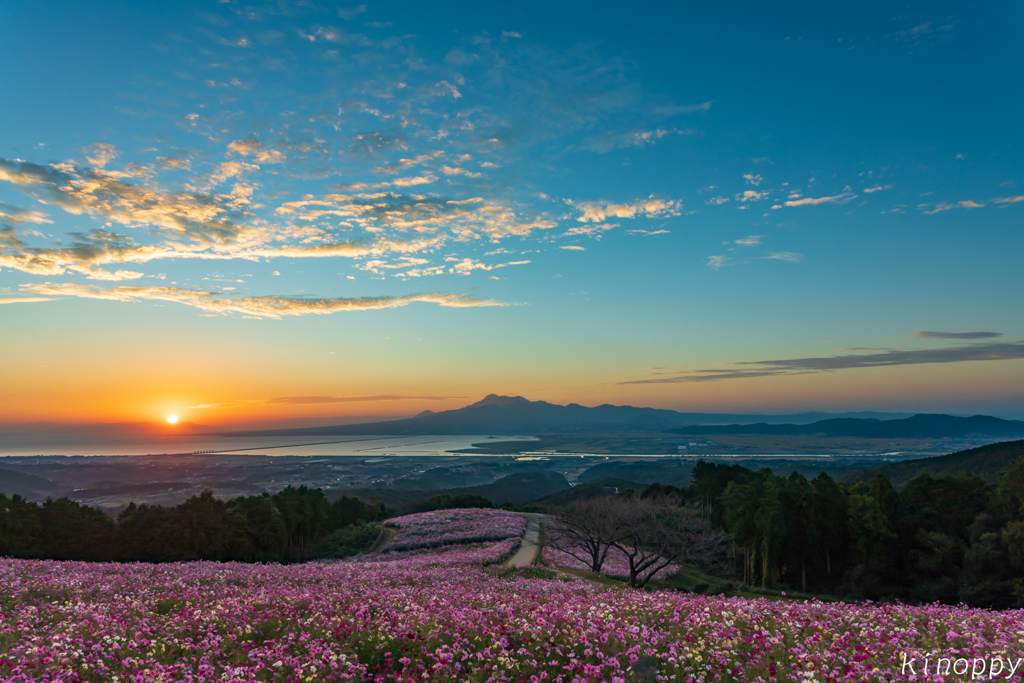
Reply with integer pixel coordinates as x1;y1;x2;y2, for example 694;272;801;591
503;514;611;587
505;513;548;567
367;524;398;554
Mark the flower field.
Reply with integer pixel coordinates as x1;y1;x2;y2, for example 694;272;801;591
543;545;682;582
381;509;528;552
3;545;1024;682
349;538;521;567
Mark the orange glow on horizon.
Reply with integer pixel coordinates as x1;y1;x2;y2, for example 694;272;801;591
0;356;1021;427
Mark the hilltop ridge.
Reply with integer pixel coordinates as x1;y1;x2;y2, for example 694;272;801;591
672;413;1024;439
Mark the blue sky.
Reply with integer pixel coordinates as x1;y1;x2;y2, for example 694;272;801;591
0;0;1022;424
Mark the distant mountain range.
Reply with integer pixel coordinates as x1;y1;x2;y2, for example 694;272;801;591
673;413;1024;439
3;397;1017;442
222;394;920;437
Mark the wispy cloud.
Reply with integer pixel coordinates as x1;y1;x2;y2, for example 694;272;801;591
889;20;958;50
0;17;724;317
83;143;119;168
920;200;986;214
626;229;669;236
615;341;1024;384
155;157;191;171
913;330;1002;340
0;158;254;243
734;235;763;246
765;251;803;263
774;192;856;208
0;226;434;280
652;102;712;115
0;157;564;279
707;255;728;270
0;297;53;304
227;138;286;164
440;165;483;179
189;400;264;409
336;5;367;20
21;282;505;319
581;127;698;153
568;197;682;223
0;201;53;225
562;222;617;238
445;258;530;275
274;193;557;241
268;395;454;405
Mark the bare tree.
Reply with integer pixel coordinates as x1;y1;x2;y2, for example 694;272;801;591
547;497;622;573
611;494;730;588
549;494;730;588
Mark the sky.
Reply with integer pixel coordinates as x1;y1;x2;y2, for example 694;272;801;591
1;0;1022;426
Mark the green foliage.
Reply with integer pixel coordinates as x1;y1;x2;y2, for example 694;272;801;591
692;455;1024;608
494;566;561;581
690;461;755;526
528;478;643;508
855;439;1024;487
309;522;381;559
409;493;494;513
640;482;685;499
0;485;383;564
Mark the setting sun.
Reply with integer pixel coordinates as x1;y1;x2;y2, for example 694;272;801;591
166;415;178;425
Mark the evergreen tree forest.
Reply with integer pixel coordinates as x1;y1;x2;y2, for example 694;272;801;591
683;459;1024;608
0;487;384;563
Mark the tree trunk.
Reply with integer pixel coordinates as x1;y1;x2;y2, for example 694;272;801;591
826;547;831;578
761;538;769;589
801;563;806;593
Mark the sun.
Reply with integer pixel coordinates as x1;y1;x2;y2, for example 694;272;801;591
166;415;179;424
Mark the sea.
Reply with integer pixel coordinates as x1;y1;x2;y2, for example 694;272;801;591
0;434;539;458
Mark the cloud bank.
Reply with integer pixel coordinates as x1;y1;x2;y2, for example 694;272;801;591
913;331;1002;340
21;282;504;319
267;395;454;405
616;341;1024;384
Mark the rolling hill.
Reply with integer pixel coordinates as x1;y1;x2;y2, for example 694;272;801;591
578;458;694;487
847;439;1024;487
0;469;66;500
337;470;571;508
673;414;1024;439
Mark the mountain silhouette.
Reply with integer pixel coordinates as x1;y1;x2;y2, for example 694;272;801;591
221;395;927;437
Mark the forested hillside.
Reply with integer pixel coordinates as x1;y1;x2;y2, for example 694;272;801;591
0;487;384;563
678;457;1024;607
848;439;1024;486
